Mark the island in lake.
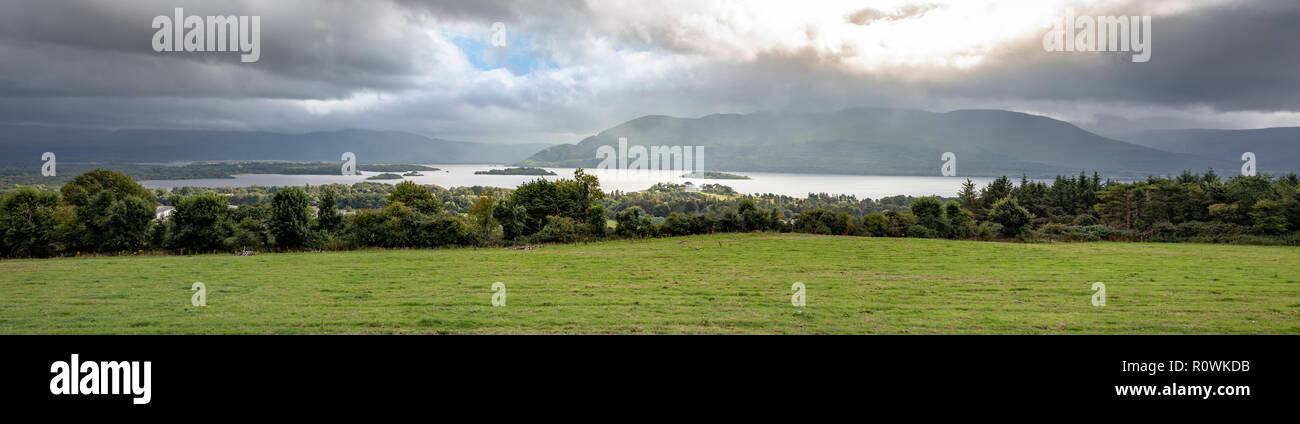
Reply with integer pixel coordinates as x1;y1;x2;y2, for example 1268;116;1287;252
474;167;557;176
402;171;424;176
681;171;750;179
366;173;405;180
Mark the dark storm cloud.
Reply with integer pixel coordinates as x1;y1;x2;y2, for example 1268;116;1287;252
0;0;456;99
0;0;1298;140
943;0;1300;113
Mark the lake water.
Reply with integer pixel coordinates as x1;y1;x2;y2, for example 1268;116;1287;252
138;164;1008;199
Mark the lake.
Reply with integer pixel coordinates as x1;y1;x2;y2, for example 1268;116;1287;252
138;164;1012;199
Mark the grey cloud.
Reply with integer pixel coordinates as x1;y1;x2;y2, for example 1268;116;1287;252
0;0;462;100
0;0;1297;142
942;0;1300;113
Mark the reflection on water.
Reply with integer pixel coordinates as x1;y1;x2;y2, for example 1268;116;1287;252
139;164;1009;199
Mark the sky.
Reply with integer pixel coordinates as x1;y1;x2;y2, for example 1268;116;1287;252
1;0;1298;144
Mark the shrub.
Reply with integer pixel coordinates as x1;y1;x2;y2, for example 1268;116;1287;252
1072;214;1100;226
413;215;469;247
988;196;1032;237
661;213;693;236
907;224;939;239
943;201;975;239
861;213;889;237
615;207;647;238
1039;223;1069;236
533;216;579;243
977;221;1001;240
1067;225;1118;242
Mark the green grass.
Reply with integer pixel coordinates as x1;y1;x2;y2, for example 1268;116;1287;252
1;233;1297;334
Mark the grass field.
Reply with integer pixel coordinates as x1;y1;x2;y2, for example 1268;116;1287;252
1;233;1297;334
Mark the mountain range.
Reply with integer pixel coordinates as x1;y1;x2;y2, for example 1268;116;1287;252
518;108;1259;178
5;108;1300;179
1116;127;1300;175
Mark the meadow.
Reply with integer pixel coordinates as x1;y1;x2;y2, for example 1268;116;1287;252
0;233;1296;334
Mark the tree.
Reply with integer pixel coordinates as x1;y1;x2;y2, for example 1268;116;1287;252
507;179;560;236
225;204;271;251
910;196;946;233
585;204;607;237
502;170;605;238
387;181;441;215
0;188;62;258
661;212;692;236
492;202;527;240
861;213;889;237
957;179;979;213
316;188;342;233
1251;199;1288;235
988;196;1032;237
615;207;647;238
271;187;313;249
166;192;231;253
467;191;498;238
1095;183;1144;231
738;198;771;231
882;210;917;237
60;169;156;253
944;200;975;239
979;176;1014;214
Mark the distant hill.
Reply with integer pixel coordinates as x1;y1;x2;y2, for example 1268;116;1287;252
0;126;552;164
518;108;1235;178
1116;127;1300;174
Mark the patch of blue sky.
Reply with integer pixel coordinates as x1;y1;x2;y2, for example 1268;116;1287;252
447;31;552;75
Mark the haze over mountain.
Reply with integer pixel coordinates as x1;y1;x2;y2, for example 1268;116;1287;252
1116;128;1300;175
0;126;551;164
519;108;1236;178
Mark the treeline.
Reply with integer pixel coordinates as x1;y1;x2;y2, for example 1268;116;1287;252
2;168;1298;259
155;183;506;213
604;182;919;219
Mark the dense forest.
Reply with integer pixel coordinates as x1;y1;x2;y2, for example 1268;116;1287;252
1;168;1297;259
